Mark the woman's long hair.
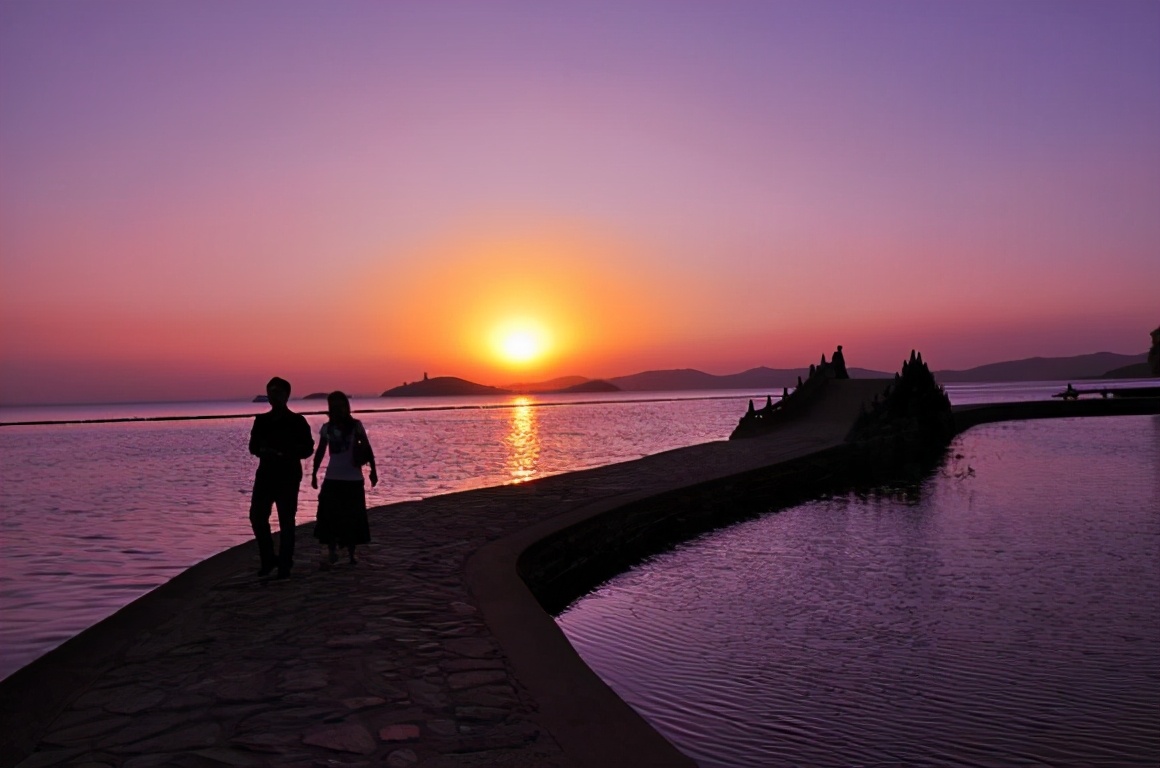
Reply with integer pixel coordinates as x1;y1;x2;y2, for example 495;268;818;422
326;391;355;428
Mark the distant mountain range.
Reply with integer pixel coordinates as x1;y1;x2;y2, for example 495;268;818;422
932;352;1148;383
502;376;591;393
376;351;1151;398
607;366;892;391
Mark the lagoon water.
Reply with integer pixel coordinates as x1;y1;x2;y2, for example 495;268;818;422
557;415;1160;767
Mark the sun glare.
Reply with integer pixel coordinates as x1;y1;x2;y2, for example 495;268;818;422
492;321;549;366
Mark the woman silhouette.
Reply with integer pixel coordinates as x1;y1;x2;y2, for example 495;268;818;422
311;391;377;565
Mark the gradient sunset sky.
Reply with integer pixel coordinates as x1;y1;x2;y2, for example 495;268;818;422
2;1;1157;404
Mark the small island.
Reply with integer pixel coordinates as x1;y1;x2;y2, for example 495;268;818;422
382;373;621;397
382;374;512;397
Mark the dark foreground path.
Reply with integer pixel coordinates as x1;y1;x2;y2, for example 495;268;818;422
5;382;1151;768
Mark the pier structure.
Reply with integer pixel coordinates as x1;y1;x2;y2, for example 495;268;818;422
2;374;1159;767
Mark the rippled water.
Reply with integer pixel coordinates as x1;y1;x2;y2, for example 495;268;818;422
558;416;1160;767
0;391;753;680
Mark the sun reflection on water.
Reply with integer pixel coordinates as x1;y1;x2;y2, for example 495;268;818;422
505;397;540;483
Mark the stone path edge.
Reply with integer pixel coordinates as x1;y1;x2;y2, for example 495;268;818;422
0;541;256;761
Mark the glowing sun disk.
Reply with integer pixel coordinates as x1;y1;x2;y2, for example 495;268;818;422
492;322;550;365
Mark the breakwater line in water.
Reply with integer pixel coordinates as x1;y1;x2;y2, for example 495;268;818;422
0;392;769;427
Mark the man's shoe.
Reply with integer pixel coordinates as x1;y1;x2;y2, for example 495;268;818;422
275;568;291;580
258;564;276;577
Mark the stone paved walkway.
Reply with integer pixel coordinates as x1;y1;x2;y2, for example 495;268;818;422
3;382;888;768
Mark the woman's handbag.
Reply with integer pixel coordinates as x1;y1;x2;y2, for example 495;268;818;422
351;424;373;467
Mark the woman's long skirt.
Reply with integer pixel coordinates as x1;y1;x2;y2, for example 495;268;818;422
314;479;371;546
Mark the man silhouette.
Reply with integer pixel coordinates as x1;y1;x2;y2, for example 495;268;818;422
832;345;849;379
248;376;314;578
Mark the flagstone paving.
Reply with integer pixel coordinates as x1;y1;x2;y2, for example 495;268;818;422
5;382;889;768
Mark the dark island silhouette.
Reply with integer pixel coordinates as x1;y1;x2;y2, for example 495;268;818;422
382;373;620;397
383;375;512;397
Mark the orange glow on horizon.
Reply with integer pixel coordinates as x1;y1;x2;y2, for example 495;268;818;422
364;225;700;383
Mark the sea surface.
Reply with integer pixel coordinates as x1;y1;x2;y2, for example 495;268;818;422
557;414;1160;767
0;378;1152;684
0;389;759;680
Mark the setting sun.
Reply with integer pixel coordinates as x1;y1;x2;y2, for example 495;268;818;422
492;321;550;366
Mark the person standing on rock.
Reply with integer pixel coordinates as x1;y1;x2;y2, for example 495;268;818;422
311;391;376;566
249;376;315;579
832;345;849;379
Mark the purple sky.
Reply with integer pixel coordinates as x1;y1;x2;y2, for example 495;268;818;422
1;1;1157;403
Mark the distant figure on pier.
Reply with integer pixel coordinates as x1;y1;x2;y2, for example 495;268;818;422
832;345;849;379
1149;326;1160;375
249;377;315;579
311;391;376;566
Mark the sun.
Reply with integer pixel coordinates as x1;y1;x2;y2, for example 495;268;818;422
491;321;550;366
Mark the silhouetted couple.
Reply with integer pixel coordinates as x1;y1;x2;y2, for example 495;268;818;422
248;378;377;579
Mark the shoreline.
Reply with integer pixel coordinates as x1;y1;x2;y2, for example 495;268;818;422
1;387;1156;766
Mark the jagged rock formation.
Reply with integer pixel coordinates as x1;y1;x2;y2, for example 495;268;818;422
847;350;954;449
730;348;847;439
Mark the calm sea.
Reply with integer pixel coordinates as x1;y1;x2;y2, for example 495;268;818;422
0;379;1152;684
558;414;1160;767
0;389;756;680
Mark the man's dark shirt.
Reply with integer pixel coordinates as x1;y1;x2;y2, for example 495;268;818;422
249;409;314;479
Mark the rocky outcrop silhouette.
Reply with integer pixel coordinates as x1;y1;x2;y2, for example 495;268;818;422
847;349;954;449
730;346;849;439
